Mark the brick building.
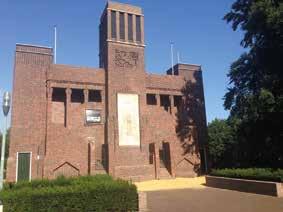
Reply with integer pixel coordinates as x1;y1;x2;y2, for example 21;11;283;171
6;1;208;182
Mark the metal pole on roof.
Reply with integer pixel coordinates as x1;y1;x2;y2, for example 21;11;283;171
54;25;57;64
170;42;174;75
177;51;180;64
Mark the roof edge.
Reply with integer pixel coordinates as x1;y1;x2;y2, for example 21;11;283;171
16;43;53;49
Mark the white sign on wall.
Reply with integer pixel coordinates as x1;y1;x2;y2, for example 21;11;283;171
117;93;140;146
85;109;101;123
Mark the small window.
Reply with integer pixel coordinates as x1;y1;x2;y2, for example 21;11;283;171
160;95;170;111
52;88;65;102
146;94;157;105
71;89;84;103
89;90;102;102
51;88;67;126
136;15;141;42
128;14;133;41
119;12;125;40
149;144;155;164
111;11;117;39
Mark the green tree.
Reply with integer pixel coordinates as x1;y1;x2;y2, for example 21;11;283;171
207;119;239;168
223;0;283;167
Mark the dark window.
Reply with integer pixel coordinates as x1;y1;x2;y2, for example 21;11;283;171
71;89;84;103
174;95;182;110
136;15;141;42
102;144;108;169
111;11;117;39
160;95;170;112
159;149;166;168
128;14;133;41
159;142;170;169
146;94;157;105
119;12;125;40
149;143;155;164
52;88;67;126
52;88;66;102
89;90;102;102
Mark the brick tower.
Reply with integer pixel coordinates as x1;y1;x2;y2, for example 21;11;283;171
99;2;151;179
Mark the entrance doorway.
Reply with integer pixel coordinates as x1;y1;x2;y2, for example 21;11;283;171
16;152;31;182
159;142;170;169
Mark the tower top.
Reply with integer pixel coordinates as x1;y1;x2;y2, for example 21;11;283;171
101;1;143;22
107;1;142;15
99;1;145;68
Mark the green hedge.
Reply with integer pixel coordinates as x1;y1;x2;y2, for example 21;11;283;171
0;175;138;212
210;168;283;182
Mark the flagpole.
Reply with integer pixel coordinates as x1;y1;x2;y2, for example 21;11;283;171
54;25;57;64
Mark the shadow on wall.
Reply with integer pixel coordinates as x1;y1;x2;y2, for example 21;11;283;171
175;71;207;174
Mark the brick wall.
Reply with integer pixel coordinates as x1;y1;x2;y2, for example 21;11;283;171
6;44;52;181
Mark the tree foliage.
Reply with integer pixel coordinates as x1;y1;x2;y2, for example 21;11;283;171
207;119;239;168
223;0;283;167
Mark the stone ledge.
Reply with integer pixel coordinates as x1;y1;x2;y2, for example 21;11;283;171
206;175;283;197
138;192;148;212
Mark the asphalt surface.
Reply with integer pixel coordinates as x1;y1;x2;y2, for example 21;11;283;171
146;187;283;212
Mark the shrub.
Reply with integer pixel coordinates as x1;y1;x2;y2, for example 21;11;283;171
210;168;283;182
0;175;138;212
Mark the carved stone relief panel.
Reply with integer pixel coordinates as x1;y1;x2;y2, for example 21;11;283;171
114;49;139;68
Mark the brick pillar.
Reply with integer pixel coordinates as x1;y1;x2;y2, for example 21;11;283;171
107;116;115;177
46;85;53;135
41;85;53;178
156;94;160;107
140;117;147;152
101;89;105;106
47;85;53;117
169;95;174;115
107;8;111;40
141;16;145;44
168;143;176;178
125;12;128;41
84;89;88;105
65;88;72;128
116;11;120;40
133;14;136;43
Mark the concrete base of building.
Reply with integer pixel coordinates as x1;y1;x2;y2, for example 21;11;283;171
206;175;283;197
138;192;148;212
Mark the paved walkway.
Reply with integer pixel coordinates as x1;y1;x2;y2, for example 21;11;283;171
147;187;283;212
135;177;283;212
135;177;206;191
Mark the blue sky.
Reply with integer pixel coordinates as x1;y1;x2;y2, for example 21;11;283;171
0;0;244;131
